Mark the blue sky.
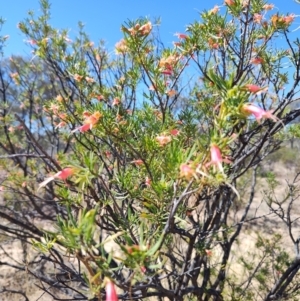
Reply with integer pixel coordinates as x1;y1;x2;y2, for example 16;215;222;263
0;0;299;57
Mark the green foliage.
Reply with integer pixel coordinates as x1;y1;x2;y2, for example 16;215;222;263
1;0;300;300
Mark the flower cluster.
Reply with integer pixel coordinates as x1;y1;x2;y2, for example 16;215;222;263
159;53;181;75
115;39;128;54
271;14;295;28
72;111;102;133
124;21;152;37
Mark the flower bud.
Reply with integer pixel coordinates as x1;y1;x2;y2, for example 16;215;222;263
105;280;118;301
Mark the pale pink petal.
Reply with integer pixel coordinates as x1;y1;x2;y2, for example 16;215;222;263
174;33;188;40
245;84;268;94
55;168;74;180
206;144;231;173
156;135;172;146
72;123;91;133
242;104;278;123
38;168;74;191
180;164;195;180
131;159;143;166
105;280;118;301
170;129;180;136
38;176;55;191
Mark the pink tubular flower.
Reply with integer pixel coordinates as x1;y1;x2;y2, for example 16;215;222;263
73;74;83;82
209;5;220;14
75;123;92;133
283;14;295;25
131;159;144;166
156;135;172;146
225;0;235;6
55;121;67;129
206;144;231;172
56;168;74;180
208;38;219;49
105;280;118;301
242;104;278;123
253;13;263;24
161;69;173;76
170;129;180;136
180;164;195;180
38;167;74;190
72;111;102;133
159;54;180;76
263;3;274;11
115;39;128;54
85;76;95;83
250;57;264;65
140;266;147;273
173;42;182;47
174;32;188;40
245;84;268;94
139;21;152;35
112;97;121;106
97;94;105;101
